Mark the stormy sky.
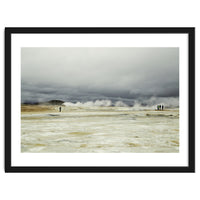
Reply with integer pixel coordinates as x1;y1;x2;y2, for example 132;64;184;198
21;47;179;105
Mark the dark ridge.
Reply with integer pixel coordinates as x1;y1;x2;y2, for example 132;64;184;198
22;100;65;105
46;100;64;105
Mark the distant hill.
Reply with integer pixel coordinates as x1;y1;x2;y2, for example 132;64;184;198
46;100;64;105
22;100;64;105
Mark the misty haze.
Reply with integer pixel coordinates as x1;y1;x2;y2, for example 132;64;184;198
21;47;179;153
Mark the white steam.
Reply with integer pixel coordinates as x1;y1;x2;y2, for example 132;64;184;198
134;97;179;108
114;101;128;107
63;100;112;107
63;97;179;109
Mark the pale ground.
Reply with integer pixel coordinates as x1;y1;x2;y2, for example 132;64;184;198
21;105;179;153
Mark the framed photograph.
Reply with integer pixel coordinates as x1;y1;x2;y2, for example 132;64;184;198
5;27;195;172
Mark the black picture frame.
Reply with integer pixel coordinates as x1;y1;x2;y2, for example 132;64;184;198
5;27;195;173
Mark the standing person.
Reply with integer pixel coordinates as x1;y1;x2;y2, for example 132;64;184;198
59;106;61;112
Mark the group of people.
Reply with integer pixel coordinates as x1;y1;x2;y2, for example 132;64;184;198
157;104;164;110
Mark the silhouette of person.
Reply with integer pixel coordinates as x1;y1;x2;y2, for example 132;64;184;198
59;107;61;112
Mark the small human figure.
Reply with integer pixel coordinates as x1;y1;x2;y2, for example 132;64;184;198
59;107;61;112
161;105;164;110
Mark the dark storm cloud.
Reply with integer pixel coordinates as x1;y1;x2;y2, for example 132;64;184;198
21;47;179;103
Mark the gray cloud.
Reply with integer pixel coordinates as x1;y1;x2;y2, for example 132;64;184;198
21;47;179;105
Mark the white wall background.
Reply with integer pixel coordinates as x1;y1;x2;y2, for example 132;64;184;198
0;0;199;200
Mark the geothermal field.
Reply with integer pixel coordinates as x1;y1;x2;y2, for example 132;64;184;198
21;104;179;153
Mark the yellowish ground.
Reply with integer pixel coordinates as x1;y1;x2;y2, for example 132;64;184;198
21;105;57;113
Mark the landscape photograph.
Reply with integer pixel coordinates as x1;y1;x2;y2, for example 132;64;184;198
21;47;179;153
